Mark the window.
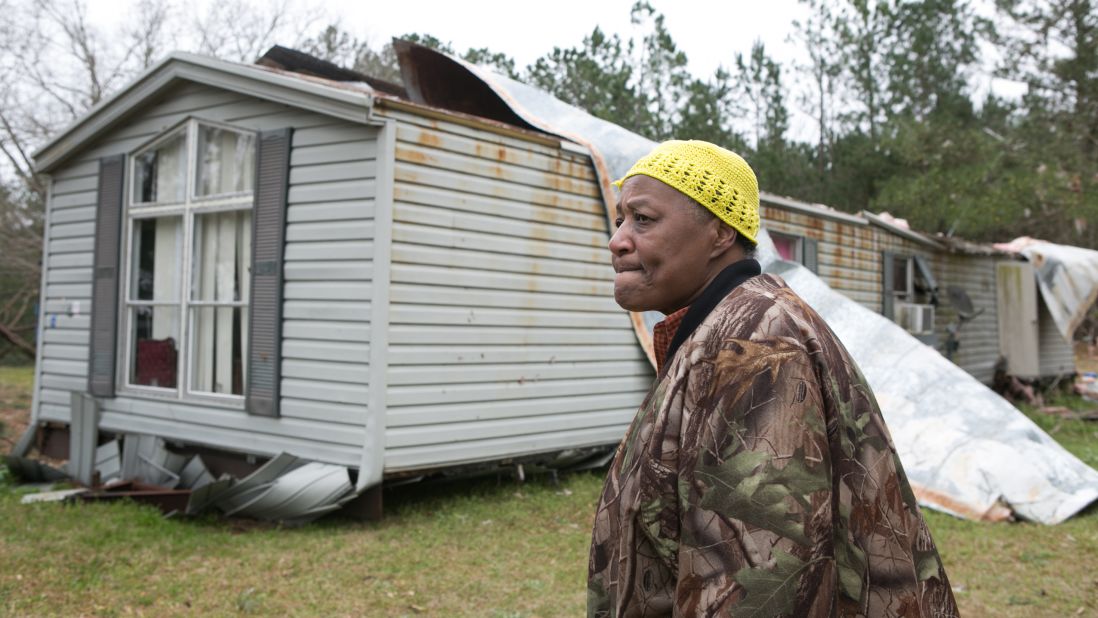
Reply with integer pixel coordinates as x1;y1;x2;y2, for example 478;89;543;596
771;232;802;262
124;120;256;401
770;231;818;273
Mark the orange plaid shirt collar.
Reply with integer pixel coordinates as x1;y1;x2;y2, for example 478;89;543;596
652;305;690;371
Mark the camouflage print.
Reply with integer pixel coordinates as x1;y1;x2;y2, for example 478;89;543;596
588;274;958;617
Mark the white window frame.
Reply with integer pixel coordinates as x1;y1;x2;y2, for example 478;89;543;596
120;117;256;407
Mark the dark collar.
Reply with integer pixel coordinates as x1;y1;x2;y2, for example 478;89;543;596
663;258;762;369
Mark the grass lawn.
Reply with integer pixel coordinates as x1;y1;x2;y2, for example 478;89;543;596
2;364;1097;616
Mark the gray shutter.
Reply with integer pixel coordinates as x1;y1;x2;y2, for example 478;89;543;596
246;128;293;417
802;238;818;273
87;155;126;398
881;251;895;319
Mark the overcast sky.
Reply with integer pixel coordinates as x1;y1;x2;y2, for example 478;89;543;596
84;0;1017;143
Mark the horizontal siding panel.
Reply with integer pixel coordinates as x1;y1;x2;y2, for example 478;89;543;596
40;374;87;391
284;260;372;281
142;85;246;119
49;237;95;255
389;325;636;346
294;124;378;148
388;344;645;366
50;205;97;225
281;378;369;405
52;175;98;196
283;300;370;321
52;193;97;210
283;338;369;361
42;315;90;330
384;425;628;472
222;110;337;133
46;283;92;299
395;124;597;181
388;360;646;386
395;202;606;248
42;343;89;360
47;268;92;284
285;220;373;242
390;263;611;297
282;359;369;383
282;320;370;342
40;389;74;405
290;160;377;185
48;253;95;269
387;409;634;448
42;359;88;376
389;283;619;313
95;409;363;465
392;243;613;281
395;142;599;198
284;240;373;261
395;162;602;215
387;374;653;407
383;108;565;159
395;183;606;231
103;395;364;446
291;140;379;166
42;329;89;345
281;398;366;426
286;200;374;223
52;160;99;181
388;391;646;427
389;304;629;330
288;179;376;204
392;222;606;265
39;403;71;423
283;281;371;301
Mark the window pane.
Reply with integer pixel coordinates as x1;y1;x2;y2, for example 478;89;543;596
191;306;246;395
195;126;256;198
130;217;181;301
894;258;910;295
133;131;186;204
192;210;252;302
771;234;799;262
129;306;180;389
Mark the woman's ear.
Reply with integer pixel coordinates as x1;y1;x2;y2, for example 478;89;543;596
710;222;738;259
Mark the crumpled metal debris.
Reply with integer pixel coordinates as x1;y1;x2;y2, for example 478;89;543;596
412;46;1098;523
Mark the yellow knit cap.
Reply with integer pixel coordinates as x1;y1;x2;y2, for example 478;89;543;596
614;140;759;243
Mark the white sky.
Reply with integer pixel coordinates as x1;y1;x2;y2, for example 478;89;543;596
83;0;1020;143
339;0;818;138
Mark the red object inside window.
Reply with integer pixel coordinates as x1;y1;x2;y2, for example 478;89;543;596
135;338;177;388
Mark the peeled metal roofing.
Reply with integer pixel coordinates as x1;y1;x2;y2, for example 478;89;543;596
412;48;1098;523
994;237;1098;341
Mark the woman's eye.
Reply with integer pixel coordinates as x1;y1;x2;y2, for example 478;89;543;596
635;214;650;223
614;218;624;228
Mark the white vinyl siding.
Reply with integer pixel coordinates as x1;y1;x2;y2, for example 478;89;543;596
35;81;376;466
379;109;653;472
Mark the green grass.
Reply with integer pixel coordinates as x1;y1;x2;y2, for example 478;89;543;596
1;365;1096;616
1;472;602;616
0;365;35;451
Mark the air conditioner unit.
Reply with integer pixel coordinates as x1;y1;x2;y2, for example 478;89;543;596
894;302;935;335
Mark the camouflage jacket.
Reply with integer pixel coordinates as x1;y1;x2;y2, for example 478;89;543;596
588;272;957;617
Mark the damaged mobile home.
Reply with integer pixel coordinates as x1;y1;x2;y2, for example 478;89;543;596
20;43;1098;523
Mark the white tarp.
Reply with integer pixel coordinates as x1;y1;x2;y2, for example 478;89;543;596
994;236;1098;341
454;58;1098;523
